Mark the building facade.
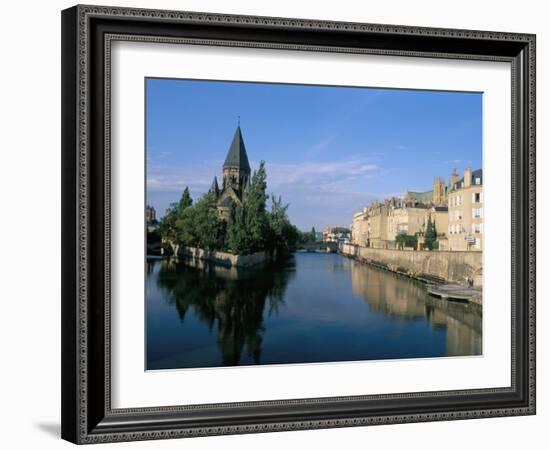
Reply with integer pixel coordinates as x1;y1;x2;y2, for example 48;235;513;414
145;205;157;225
447;168;483;251
323;226;351;244
351;209;368;246
387;205;428;243
350;167;481;252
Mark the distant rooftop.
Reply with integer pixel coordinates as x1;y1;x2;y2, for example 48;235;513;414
405;190;433;203
451;168;483;190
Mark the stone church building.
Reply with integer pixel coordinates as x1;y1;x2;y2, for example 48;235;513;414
210;125;251;221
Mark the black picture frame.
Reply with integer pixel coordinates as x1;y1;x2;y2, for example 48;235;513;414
61;4;536;444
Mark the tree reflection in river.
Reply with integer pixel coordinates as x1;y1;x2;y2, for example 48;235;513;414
146;253;481;370
154;256;294;366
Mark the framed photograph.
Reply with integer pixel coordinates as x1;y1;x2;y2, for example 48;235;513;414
61;4;536;444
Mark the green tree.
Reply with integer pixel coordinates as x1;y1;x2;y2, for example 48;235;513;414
227;161;269;254
192;191;223;250
266;195;299;253
243;161;268;251
425;215;437;250
396;233;417;250
226;201;251;254
178;187;193;210
311;226;317;242
177;205;197;246
158;187;194;254
158;202;178;243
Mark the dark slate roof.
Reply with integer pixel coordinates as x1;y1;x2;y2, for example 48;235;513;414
406;191;433;202
218;196;235;207
472;168;483;184
210;176;219;193
224;126;251;172
452;168;483;190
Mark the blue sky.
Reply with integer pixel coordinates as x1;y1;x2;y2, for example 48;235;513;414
146;78;482;231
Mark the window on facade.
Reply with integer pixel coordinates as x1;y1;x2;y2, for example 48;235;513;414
474;192;481;203
472;208;483;219
475;177;481;185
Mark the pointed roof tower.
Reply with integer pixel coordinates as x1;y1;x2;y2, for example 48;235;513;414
223;125;251;173
210;176;219;195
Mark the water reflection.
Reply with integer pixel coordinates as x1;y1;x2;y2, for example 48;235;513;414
350;262;482;356
146;253;481;370
153;256;294;366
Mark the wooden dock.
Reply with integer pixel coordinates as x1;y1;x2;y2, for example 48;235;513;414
428;284;482;305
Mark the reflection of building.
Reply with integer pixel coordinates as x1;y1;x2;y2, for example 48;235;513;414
350;261;482;356
447;168;483;251
211;125;252;221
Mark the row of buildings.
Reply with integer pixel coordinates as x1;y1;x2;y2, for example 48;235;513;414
349;167;483;252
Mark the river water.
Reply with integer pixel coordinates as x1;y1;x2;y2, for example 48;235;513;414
146;252;481;370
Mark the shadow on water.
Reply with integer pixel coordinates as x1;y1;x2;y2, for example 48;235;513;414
153;256;295;367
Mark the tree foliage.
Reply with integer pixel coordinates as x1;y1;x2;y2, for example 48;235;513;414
158;187;194;253
424;215;437;250
159;162;300;256
227;161;269;254
174;191;224;250
396;233;417;249
266;195;299;252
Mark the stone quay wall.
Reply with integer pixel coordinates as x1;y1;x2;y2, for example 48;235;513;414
340;243;483;287
179;246;269;268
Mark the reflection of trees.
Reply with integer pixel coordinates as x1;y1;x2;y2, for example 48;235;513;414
156;257;294;366
350;261;482;356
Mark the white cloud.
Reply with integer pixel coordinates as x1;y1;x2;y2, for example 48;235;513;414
147;156;384;229
147;160;222;199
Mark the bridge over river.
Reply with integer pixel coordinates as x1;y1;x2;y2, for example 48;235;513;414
296;241;339;253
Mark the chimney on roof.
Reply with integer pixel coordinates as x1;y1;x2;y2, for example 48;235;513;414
450;168;459;188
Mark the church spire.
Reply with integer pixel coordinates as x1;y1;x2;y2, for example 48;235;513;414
210;176;219;196
223;125;251;173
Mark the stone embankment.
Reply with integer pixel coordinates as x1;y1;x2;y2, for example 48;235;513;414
340;243;483;288
179;246;270;268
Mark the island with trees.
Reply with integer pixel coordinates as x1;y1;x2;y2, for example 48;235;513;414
153;161;316;268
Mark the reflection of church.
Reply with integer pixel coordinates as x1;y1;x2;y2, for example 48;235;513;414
209;125;252;221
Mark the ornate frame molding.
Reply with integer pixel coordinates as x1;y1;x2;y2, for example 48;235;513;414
61;4;536;444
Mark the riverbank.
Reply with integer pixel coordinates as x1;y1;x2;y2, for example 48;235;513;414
178;246;271;268
340;243;483;287
427;284;482;306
